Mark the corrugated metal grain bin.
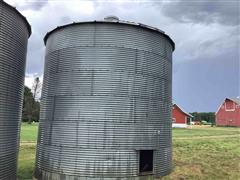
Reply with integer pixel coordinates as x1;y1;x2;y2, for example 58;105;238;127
35;16;174;180
0;1;31;179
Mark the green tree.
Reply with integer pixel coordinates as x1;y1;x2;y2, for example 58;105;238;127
32;101;40;122
190;112;215;124
22;86;34;122
22;77;42;123
28;77;41;123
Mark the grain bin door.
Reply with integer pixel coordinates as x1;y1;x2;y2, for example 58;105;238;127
139;150;153;175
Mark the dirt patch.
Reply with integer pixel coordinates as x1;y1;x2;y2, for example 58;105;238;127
20;142;36;146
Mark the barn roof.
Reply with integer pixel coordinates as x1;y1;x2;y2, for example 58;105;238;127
215;97;240;114
227;97;240;105
173;104;193;118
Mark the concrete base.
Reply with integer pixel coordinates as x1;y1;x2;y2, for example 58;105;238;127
172;123;187;128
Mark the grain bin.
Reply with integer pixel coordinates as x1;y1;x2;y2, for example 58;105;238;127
35;16;174;180
0;1;31;179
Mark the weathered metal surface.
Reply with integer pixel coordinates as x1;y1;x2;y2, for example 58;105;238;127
35;18;174;180
0;1;31;179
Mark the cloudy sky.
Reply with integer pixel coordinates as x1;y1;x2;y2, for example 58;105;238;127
6;0;239;112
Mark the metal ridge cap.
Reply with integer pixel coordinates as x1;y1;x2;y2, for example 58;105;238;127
0;0;31;37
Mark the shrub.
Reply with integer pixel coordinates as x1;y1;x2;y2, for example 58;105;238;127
201;120;208;125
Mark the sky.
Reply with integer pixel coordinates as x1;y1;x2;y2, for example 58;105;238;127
5;0;240;112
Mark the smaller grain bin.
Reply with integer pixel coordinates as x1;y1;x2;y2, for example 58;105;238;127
35;16;174;180
0;1;31;179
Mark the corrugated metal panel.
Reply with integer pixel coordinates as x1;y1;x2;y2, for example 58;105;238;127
36;20;174;179
0;1;31;179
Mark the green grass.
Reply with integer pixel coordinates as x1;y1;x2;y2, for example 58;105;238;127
173;126;240;137
18;124;240;180
162;137;240;180
20;122;39;142
18;145;36;180
18;123;38;179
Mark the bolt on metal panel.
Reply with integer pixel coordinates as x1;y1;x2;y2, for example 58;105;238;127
0;1;31;179
35;18;174;180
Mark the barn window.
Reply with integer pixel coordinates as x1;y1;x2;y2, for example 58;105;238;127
172;118;176;123
139;150;153;175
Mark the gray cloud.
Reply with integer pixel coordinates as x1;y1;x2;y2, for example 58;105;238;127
161;0;240;26
18;0;48;11
60;16;73;24
16;0;239;111
173;46;239;112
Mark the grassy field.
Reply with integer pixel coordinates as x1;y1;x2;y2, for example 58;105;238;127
18;123;38;179
20;123;39;142
18;123;240;180
163;127;240;180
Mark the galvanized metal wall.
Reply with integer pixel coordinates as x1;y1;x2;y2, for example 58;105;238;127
36;22;174;180
0;1;31;179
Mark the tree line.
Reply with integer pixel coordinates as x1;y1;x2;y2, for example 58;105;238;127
22;77;41;123
190;112;215;124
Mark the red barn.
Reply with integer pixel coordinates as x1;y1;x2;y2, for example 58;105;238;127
172;104;193;128
216;98;240;127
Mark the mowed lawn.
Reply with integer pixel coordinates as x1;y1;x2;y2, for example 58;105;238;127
18;123;38;179
20;123;39;142
18;123;240;180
